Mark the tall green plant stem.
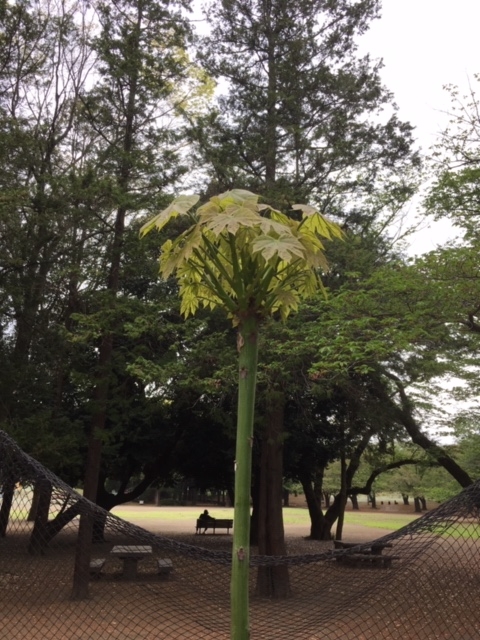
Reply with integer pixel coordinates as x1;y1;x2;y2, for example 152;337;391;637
231;314;259;640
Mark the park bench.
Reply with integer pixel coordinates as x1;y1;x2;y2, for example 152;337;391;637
89;558;106;578
195;518;233;534
157;558;174;578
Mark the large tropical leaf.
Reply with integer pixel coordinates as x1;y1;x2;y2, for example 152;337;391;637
139;194;199;237
142;190;343;319
201;206;260;235
251;234;306;263
292;204;344;240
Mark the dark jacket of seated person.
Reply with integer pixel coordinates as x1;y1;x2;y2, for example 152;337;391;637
198;509;214;533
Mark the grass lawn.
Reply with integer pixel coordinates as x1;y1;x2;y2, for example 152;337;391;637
112;504;420;532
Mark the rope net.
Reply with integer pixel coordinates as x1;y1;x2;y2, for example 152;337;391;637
1;430;479;640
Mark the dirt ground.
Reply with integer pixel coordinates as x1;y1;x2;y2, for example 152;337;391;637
1;503;478;640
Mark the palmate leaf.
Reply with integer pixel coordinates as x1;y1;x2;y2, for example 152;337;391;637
139;194;200;237
201;205;260;235
142;189;343;321
292;204;344;240
159;224;203;278
215;189;259;209
199;189;259;216
251;234;306;263
271;288;299;310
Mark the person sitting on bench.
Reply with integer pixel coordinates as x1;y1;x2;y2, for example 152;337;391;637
198;509;214;534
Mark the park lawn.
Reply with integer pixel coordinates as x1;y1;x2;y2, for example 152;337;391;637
112;507;211;521
434;522;480;539
343;511;419;530
112;505;420;532
283;508;419;530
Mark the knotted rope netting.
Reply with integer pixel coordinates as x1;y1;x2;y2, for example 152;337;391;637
1;430;479;639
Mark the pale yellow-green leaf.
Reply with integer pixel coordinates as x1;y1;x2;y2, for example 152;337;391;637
271;288;299;308
257;216;293;236
196;199;221;217
292;204;344;240
267;208;294;226
140;195;199;237
269;288;300;321
159;224;203;278
251;234;306;263
201;206;260;236
142;190;343;322
217;189;259;209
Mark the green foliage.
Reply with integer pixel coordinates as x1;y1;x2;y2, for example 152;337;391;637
194;0;419;213
141;189;342;322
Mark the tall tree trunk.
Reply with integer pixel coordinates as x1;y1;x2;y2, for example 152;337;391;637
0;476;15;537
299;470;332;540
72;2;144;600
28;479;52;555
256;390;290;598
335;451;348;541
27;481;43;521
349;494;359;510
264;7;277;193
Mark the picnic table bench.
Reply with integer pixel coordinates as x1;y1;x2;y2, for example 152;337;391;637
195;518;233;534
89;558;106;578
157;558;174;578
333;540;399;569
334;540;393;555
89;554;174;580
110;545;153;579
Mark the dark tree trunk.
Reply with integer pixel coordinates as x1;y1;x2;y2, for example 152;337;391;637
92;511;108;543
335;452;348;541
370;491;377;509
283;489;290;507
402;493;409;506
323;491;331;508
0;476;15;537
386;373;473;488
27;481;42;521
349;494;359;510
419;495;427;510
414;496;422;513
300;470;332;540
256;392;290;598
28;479;53;555
72;0;145;601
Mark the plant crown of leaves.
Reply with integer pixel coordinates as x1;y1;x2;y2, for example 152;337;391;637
140;189;343;323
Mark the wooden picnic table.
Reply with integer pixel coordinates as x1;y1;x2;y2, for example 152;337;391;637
110;545;153;579
333;540;398;568
334;540;393;555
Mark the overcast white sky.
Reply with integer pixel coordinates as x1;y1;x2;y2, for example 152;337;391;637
360;0;480;147
358;1;480;253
